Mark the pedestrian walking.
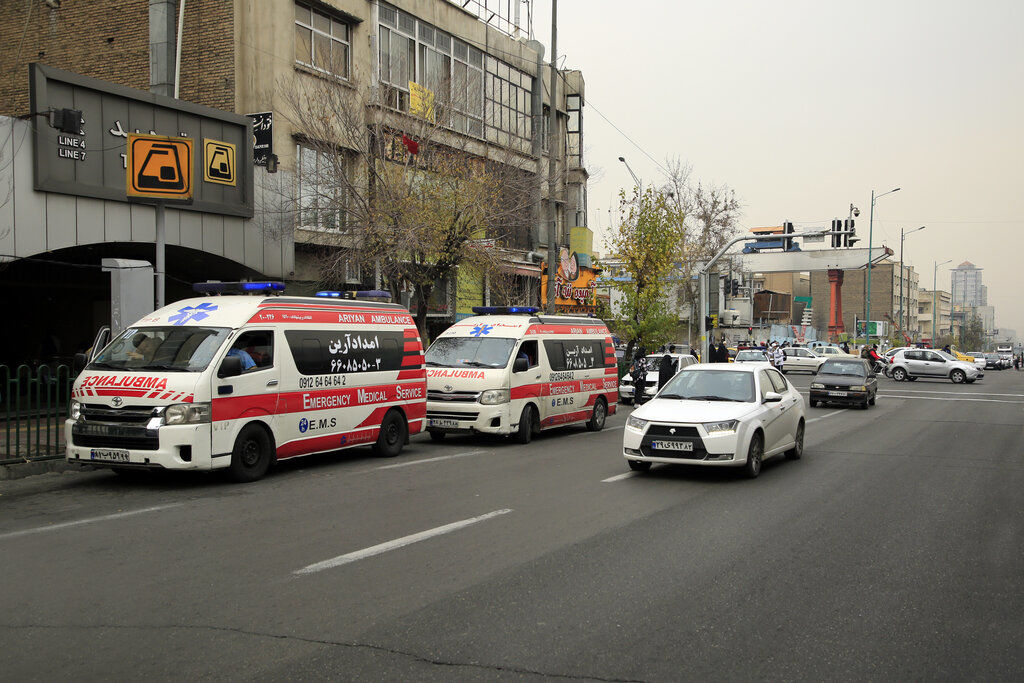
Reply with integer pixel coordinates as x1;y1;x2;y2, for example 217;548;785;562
658;351;675;389
630;349;649;405
770;342;785;371
717;340;729;363
841;341;850;354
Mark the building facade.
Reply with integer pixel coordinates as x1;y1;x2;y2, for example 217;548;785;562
808;260;919;340
917;289;952;343
951;261;986;307
0;0;588;360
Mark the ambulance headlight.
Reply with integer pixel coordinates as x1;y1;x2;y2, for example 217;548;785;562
478;389;510;405
164;402;212;425
69;399;81;421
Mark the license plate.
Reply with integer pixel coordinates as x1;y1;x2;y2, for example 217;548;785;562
427;419;461;428
90;449;130;462
827;391;848;397
651;440;694;452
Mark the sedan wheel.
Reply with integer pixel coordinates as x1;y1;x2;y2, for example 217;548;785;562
785;422;803;460
950;369;966;384
892;367;907;382
743;433;763;479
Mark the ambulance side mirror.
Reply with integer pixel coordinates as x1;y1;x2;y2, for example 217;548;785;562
218;356;242;379
512;357;529;373
73;353;88;375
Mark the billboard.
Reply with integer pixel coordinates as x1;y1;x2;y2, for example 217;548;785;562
541;248;600;314
29;63;253;217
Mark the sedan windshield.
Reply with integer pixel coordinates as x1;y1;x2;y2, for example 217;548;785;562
658;369;756;402
735;351;767;362
425;337;516;368
819;361;866;377
89;326;231;372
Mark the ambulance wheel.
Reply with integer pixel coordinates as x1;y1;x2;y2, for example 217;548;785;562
514;405;538;444
373;409;407;457
227;423;272;483
587;398;607;431
428;429;446;442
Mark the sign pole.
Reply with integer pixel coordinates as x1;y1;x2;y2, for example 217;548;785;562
155;202;166;308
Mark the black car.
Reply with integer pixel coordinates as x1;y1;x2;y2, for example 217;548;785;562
984;353;1003;370
808;358;878;409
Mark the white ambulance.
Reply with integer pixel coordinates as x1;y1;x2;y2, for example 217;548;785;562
423;307;618;443
65;283;426;481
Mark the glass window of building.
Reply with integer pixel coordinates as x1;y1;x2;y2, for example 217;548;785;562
295;2;351;80
296;143;347;232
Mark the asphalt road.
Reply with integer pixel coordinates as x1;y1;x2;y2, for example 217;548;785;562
2;369;1023;681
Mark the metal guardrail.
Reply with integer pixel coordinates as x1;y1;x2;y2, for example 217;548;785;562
1;364;75;465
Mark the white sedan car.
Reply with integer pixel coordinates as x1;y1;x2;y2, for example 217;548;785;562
781;347;827;374
619;353;698;404
622;364;805;478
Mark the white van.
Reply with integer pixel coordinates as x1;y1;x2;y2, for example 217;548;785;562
423;307;618;443
65;283;426;481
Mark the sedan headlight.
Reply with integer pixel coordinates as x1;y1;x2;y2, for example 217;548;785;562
703;419;738;435
69;399;81;421
478;389;510;405
850;385;867;392
625;415;648;431
164;402;211;425
810;382;824;389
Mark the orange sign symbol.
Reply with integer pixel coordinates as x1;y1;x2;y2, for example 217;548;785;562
126;134;193;199
203;138;236;186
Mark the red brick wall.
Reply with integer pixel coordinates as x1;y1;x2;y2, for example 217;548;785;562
0;0;235;117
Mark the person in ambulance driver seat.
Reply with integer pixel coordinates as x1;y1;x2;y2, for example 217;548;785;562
227;344;256;371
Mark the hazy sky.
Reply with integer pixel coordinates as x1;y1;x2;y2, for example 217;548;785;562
530;0;1024;335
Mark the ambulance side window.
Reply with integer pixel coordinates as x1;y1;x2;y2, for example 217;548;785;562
544;340;566;371
229;330;274;372
515;340;538;371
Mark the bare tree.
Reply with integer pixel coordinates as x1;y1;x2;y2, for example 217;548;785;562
279;72;540;341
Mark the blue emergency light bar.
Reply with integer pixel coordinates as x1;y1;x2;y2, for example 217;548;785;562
316;290;393;301
471;306;540;315
193;281;285;294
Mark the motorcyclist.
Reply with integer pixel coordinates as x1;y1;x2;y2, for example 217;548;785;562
867;345;884;371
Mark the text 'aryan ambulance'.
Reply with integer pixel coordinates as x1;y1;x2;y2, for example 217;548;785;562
66;283;426;481
423;307;618;443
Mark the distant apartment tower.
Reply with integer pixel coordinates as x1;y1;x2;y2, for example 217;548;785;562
951;261;986;307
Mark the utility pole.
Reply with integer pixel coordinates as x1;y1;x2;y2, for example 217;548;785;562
149;0;176;309
544;0;559;314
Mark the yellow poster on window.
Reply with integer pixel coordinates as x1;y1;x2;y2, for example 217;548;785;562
409;81;435;123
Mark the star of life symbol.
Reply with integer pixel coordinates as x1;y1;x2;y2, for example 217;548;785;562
470;324;494;337
169;302;218;326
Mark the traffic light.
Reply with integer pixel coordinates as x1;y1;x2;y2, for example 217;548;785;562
705;315;712;330
843;218;858;247
831;219;842;248
730;279;739;296
710;313;719;328
748;326;753;336
782;221;795;251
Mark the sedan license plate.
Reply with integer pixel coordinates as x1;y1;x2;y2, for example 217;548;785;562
427;419;461;428
90;449;130;462
651;440;694;452
827;391;848;397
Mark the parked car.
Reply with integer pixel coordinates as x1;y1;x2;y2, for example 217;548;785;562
814;346;855;359
622;363;805;478
619;353;698;404
781;347;826;374
734;350;771;364
888;349;980;383
983;353;1003;370
809;358;878;409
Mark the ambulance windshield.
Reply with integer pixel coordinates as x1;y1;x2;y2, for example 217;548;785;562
89;326;232;372
425;337;516;368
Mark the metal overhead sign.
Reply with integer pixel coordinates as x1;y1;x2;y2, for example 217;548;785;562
126;134;194;200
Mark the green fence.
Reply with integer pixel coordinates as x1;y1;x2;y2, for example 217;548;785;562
1;364;75;465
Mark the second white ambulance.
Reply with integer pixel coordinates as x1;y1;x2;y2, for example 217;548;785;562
424;307;618;442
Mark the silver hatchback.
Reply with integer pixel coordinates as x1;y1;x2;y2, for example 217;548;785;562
888;349;980;384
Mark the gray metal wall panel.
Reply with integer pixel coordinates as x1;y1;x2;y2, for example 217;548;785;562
130;203;156;243
243;220;265;274
104;201;131;242
202;213;225;255
224;216;245;266
45;193;77;252
76;198;105;245
0;121;15;257
164;206;180;244
13;122;46;257
179;211;203;250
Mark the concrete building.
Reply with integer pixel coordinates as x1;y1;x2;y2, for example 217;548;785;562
0;0;588;358
808;259;919;340
917;289;952;343
951;261;986;307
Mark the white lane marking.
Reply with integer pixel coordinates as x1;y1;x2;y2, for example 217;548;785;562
602;472;637;483
375;450;487;470
295;508;512;575
0;503;182;541
878;394;1024;404
877;389;1024;397
807;410;843;423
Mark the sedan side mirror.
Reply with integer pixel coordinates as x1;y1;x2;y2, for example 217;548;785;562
763;391;783;403
218;355;242;379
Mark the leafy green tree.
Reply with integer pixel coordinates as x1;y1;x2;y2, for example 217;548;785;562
958;315;985;351
606;186;686;360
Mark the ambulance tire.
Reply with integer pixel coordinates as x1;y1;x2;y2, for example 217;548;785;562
514;405;538;444
373;409;407;458
227;423;273;483
587;398;607;431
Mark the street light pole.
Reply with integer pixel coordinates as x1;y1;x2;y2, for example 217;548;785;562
899;225;925;336
618;156;641;188
865;186;900;343
933;259;952;346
